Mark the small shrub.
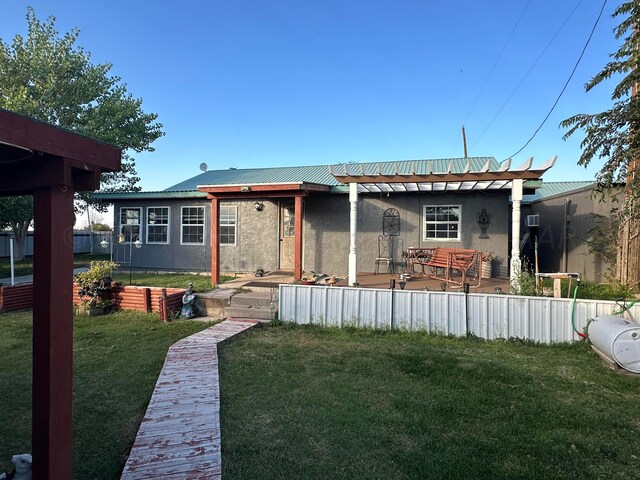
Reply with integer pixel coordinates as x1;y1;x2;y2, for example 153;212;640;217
74;260;119;309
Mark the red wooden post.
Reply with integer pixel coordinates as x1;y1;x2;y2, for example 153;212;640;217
143;287;151;312
161;288;168;322
210;196;220;286
294;195;304;281
32;186;75;479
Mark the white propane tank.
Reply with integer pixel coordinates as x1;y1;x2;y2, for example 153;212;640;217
589;315;640;373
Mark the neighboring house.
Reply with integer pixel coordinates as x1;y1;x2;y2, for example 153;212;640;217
94;156;556;285
522;181;617;283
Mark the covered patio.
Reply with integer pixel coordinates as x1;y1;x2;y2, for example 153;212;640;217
330;156;557;287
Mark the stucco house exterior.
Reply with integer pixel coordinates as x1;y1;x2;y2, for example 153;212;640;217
522;181;617;283
95;156;556;285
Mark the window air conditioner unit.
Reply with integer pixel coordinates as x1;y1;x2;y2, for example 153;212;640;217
526;214;540;227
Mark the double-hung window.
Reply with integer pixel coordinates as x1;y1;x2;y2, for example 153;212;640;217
119;207;142;243
423;205;461;241
220;205;237;245
181;206;205;244
146;207;170;244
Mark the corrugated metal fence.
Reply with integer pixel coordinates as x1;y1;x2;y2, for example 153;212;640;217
0;231;111;257
279;285;640;343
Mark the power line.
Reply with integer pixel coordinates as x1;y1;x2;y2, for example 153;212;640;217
471;0;585;150
504;0;608;160
462;0;532;127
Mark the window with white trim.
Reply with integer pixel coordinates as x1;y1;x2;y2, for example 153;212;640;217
119;207;142;242
423;205;461;241
220;205;237;245
146;207;170;244
181;206;205;244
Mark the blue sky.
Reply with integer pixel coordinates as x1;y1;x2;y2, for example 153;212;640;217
1;0;623;191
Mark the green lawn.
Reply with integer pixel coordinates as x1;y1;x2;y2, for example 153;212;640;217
0;310;213;478
0;255;230;291
3;313;639;479
111;271;218;291
219;324;640;480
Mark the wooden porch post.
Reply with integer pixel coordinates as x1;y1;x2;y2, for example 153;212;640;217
210;196;220;286
32;185;75;479
294;195;304;280
348;182;358;286
510;179;524;291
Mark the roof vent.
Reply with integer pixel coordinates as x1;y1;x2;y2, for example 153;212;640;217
526;214;540;227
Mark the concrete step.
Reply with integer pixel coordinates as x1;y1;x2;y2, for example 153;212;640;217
194;290;234;319
224;305;275;322
230;291;276;308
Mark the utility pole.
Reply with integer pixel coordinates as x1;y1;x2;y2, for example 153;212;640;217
461;126;468;158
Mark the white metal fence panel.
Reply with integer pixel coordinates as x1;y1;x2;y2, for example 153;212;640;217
279;285;640;344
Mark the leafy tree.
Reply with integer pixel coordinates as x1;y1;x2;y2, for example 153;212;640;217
0;7;163;259
561;1;640;287
0;196;33;261
86;223;112;232
585;212;619;277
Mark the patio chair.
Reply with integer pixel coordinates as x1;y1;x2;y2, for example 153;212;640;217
374;235;394;274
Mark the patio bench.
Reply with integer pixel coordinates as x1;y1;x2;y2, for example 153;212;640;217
411;247;481;288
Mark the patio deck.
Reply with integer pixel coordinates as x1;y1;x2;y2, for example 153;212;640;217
120;319;258;480
221;270;511;294
335;272;511;294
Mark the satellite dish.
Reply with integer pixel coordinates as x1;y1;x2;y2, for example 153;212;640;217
199;162;208;172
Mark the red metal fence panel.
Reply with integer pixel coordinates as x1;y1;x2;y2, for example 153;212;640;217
1;283;186;319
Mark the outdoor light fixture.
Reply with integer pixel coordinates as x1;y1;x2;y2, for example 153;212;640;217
440;282;447;291
495;287;503;294
100;237;114;267
254;201;264;212
129;235;143;285
399;281;406;290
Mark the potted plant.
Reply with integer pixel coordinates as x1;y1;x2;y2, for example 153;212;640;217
74;260;119;315
480;252;494;279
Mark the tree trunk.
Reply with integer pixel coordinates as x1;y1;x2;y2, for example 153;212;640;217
12;220;31;261
616;204;640;287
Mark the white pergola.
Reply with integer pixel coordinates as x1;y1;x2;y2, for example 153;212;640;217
329;156;557;288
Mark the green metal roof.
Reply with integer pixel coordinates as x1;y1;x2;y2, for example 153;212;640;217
92;190;206;200
166;157;500;191
522;181;594;203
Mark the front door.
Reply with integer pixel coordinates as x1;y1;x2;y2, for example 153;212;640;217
279;202;295;270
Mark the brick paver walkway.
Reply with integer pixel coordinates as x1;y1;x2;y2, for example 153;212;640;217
120;318;258;479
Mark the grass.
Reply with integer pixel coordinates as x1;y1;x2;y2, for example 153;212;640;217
0;253;110;278
0;252;233;290
0;310;213;478
219;323;640;480
111;271;217;291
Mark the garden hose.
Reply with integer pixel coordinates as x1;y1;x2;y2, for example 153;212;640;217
571;286;587;338
613;299;638;316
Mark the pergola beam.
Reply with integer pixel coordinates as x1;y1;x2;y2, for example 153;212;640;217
332;170;548;184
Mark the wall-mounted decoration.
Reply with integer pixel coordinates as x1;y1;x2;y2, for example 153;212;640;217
477;208;492;239
383;208;400;236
